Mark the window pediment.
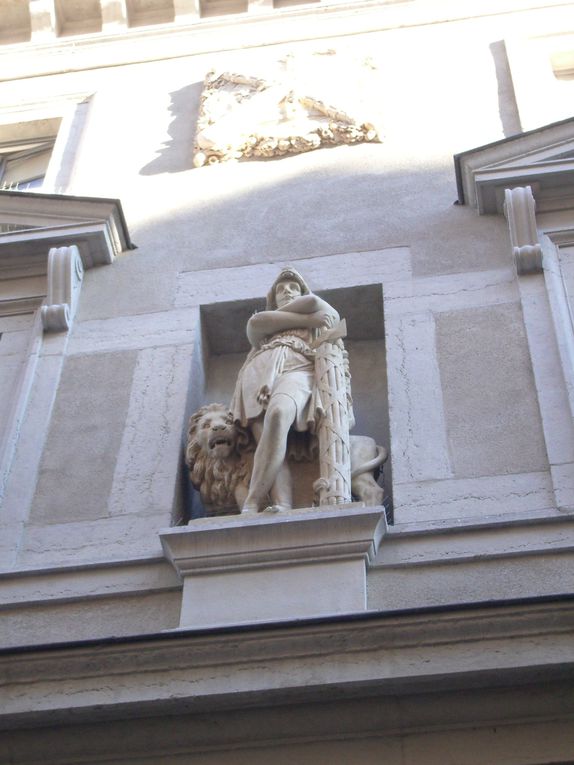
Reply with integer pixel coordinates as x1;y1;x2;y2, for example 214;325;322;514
454;118;574;214
0;190;134;279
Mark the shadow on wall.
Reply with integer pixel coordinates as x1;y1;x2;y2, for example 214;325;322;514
127;151;512;288
140;82;204;176
489;41;522;138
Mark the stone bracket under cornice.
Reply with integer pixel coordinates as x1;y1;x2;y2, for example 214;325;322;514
504;186;542;275
41;246;84;332
0;191;133;330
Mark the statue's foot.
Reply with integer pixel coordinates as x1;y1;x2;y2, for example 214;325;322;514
263;504;291;514
241;504;258;514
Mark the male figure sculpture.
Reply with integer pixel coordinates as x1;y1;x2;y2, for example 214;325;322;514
231;268;339;513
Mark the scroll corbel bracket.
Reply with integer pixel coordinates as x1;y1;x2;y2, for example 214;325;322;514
41;245;84;333
504;186;543;275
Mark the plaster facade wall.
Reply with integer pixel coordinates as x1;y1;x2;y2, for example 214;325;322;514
0;0;573;663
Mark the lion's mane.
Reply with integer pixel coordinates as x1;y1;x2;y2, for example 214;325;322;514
186;403;253;511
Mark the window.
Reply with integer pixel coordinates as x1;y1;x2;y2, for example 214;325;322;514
0;137;56;192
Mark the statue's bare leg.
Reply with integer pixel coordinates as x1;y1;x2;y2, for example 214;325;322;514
269;459;293;512
242;394;296;513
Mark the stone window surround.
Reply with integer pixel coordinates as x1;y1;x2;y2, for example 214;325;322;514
0;192;132;560
0;93;94;197
456;117;574;517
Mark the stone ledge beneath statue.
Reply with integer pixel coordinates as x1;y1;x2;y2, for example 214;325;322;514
160;503;386;629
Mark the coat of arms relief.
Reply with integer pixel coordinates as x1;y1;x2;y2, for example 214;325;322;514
193;50;382;166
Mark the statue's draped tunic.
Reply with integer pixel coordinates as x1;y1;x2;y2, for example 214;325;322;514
231;328;324;437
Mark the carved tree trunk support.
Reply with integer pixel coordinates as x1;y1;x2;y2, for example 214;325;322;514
314;331;352;506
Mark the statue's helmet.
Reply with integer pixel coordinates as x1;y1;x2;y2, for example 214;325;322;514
266;267;311;310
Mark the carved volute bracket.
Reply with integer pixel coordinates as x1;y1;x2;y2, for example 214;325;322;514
41;245;84;332
504;186;543;275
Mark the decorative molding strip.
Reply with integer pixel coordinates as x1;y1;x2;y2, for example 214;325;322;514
0;296;44;317
504;186;542;275
0;598;572;729
545;228;574;248
0;190;133;265
41;245;84;332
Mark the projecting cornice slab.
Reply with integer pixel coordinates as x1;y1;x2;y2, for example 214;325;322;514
0;190;133;338
0;190;134;278
454;117;574;214
0;597;572;732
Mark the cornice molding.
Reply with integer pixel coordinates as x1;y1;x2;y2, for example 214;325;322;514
0;295;43;316
454;118;574;215
0;191;133;279
0;1;569;82
0;597;572;731
161;504;385;575
1;679;574;764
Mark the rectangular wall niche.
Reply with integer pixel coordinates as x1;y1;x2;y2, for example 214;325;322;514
186;283;392;519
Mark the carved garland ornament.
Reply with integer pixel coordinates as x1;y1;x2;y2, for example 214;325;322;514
193;70;380;167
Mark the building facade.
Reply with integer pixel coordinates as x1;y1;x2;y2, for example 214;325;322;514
1;1;574;762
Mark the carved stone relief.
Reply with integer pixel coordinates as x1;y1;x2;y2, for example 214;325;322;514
193;52;382;167
186;268;387;515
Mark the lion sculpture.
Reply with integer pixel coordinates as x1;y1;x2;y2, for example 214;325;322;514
185;403;254;516
349;435;387;507
186;402;388;516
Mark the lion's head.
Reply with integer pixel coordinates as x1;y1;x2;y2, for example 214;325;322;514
185;403;253;512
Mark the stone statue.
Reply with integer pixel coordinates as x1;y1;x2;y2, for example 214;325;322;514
186;268;388;516
230;268;343;513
